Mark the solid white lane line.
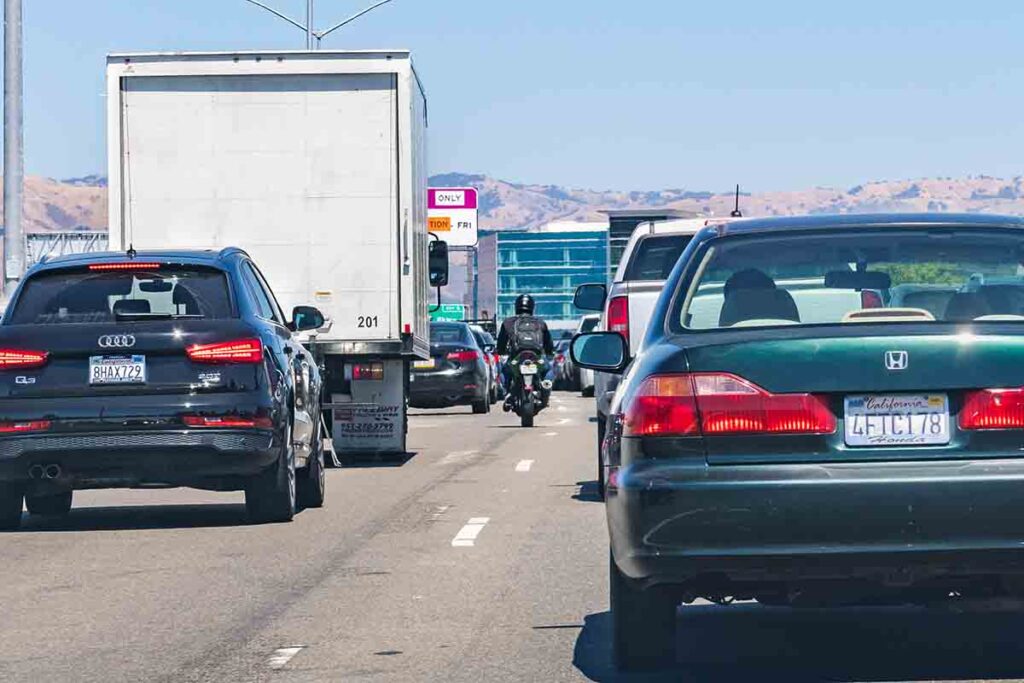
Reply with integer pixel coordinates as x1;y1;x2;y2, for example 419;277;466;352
515;459;534;472
268;646;305;670
452;517;490;547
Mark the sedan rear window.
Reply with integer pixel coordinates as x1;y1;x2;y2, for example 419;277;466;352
624;234;693;281
680;229;1024;330
430;324;471;345
8;266;233;325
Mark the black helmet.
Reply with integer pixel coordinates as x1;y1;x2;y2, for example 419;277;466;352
514;294;535;315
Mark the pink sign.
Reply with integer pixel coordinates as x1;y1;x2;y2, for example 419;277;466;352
428;187;478;210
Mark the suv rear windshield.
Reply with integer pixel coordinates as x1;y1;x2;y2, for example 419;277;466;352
8;265;233;325
679;228;1024;330
624;234;693;281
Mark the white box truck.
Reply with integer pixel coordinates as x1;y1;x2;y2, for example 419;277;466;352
106;50;431;457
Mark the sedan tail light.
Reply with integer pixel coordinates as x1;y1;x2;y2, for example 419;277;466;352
959;388;1024;430
0;420;51;433
623;372;835;437
607;296;630;345
0;349;48;369
446;350;479;363
187;339;263;364
183;415;273;428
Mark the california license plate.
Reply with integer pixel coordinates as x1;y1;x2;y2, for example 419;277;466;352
89;355;146;385
413;359;435;370
845;394;949;447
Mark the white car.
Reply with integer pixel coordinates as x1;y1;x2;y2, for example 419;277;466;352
579;218;719;496
574;314;601;396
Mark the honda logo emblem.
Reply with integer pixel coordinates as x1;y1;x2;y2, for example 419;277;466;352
884;350;909;371
98;334;136;349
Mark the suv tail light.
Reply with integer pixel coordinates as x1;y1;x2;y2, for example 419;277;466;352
447;350;479;363
0;420;51;433
187;339;263;364
623;373;835;437
607;296;629;345
959;388;1024;430
88;262;162;271
0;349;48;369
183;415;273;428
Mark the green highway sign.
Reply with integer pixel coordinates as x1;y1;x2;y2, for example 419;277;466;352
430;304;466;322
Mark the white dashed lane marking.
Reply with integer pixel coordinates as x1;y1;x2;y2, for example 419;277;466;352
515;459;534;472
452;517;490;547
544;432;557;437
557;418;571;425
268;646;305;670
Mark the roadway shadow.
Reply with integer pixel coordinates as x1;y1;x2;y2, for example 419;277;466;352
337;451;417;468
572;480;604;503
574;603;1024;681
11;503;251;532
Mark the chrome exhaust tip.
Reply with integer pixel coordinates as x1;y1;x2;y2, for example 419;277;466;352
43;464;61;480
28;464;44;480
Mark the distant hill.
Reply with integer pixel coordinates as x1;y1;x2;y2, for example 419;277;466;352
7;172;1024;235
432;172;1024;230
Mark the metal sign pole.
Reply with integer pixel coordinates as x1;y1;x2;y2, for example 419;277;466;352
3;0;24;293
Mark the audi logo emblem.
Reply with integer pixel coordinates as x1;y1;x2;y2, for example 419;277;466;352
98;334;136;349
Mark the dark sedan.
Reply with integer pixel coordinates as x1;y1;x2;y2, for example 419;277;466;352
0;248;326;529
410;322;490;413
572;213;1024;670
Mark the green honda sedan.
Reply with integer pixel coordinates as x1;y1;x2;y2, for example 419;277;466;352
571;213;1024;670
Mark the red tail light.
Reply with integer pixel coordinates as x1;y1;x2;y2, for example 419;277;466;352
88;262;162;271
352;362;384;380
183;415;273;428
447;350;479;363
694;373;835;435
861;290;883;308
0;420;51;433
607;296;629;345
0;349;48;369
555;353;565;363
959;388;1024;430
624;375;700;436
187;339;262;364
623;373;835;437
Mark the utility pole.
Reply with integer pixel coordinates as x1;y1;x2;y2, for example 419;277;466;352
242;0;397;50
3;0;24;292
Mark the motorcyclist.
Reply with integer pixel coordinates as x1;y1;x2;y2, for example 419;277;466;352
496;294;554;407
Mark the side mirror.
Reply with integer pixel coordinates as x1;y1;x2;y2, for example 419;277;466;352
291;305;325;332
574;283;607;312
570;331;629;374
429;241;449;287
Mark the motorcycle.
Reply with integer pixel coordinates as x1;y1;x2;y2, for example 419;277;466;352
503;350;552;428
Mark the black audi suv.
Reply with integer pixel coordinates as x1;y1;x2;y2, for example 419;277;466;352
0;248;326;529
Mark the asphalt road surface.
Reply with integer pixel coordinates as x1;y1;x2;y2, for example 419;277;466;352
2;394;1024;682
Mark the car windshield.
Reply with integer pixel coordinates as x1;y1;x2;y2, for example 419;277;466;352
680;228;1024;330
7;266;233;325
625;234;693;281
431;324;471;344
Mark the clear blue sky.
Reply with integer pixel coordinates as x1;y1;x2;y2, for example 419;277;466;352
12;0;1024;192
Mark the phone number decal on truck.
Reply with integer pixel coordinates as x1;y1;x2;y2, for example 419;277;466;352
335;405;400;438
